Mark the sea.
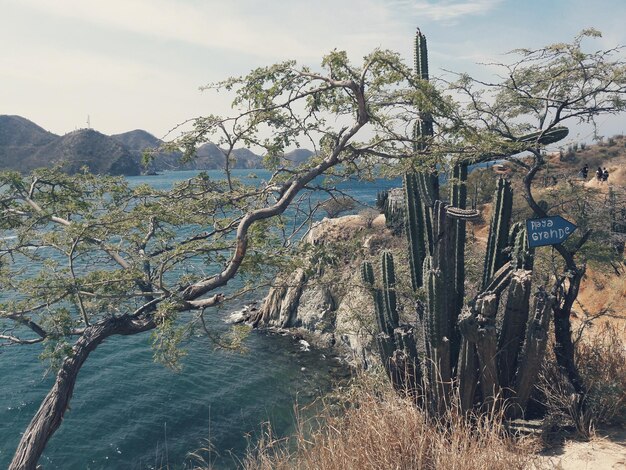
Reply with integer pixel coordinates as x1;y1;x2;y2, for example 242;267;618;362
0;169;400;469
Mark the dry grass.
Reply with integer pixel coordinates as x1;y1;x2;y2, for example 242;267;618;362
239;373;541;470
539;321;626;440
577;321;626;426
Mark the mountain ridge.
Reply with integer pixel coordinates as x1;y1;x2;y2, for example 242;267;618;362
0;115;314;175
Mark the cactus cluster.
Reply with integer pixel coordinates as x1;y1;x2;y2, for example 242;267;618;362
362;253;421;392
364;29;557;417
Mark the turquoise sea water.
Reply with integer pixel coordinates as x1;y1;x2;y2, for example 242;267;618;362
0;170;400;469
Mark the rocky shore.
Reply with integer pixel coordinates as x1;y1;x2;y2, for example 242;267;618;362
229;213;397;368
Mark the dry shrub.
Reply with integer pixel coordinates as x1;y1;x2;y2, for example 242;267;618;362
538;321;626;439
576;321;626;425
242;373;540;470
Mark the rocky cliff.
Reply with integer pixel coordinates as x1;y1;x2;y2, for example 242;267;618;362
251;214;396;367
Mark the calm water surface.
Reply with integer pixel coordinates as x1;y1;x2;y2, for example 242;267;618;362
0;170;399;469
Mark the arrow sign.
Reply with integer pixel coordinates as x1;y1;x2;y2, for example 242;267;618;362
526;216;577;248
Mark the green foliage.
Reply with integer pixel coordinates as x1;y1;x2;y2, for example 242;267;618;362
466;167;498;206
39;339;73;375
151;302;188;370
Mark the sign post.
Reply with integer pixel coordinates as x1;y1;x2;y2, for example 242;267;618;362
526;216;577;248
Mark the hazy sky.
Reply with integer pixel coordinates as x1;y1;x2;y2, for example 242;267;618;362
2;0;626;141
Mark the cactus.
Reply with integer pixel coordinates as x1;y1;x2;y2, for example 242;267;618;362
414;28;429;80
511;288;555;417
404;173;426;289
366;28;553;418
362;261;392;336
482;178;513;290
497;270;533;391
381;251;400;330
509;222;534;270
609;187;626;233
363;254;422;392
375;190;388;212
449;162;468;366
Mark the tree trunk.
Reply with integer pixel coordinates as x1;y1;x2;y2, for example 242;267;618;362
553;270;586;397
553;306;585;395
10;316;154;470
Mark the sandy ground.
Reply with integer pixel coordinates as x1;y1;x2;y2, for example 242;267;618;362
539;428;626;469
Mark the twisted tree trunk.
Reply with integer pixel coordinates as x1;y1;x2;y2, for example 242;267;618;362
10;316;154;470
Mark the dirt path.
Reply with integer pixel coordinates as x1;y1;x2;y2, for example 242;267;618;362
540;428;626;469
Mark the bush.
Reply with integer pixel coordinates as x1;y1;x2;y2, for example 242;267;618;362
320;196;357;218
538;321;626;438
576;321;626;426
467;167;498;207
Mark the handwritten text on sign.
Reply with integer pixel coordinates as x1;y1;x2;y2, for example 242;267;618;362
526;216;577;248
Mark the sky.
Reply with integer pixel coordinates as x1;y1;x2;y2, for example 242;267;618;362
2;0;626;143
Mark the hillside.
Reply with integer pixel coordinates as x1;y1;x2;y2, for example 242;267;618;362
111;129;183;172
0;115;59;170
29;129;142;176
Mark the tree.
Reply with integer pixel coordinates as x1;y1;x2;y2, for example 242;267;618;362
448;28;626;399
0;50;446;470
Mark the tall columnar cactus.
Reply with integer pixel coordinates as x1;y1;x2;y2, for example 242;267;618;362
498;269;533;392
361;261;387;335
449;162;468;363
367;28;553;418
381;251;400;329
362;254;422;391
404;173;426;290
415;28;429;80
482;178;513;289
609;187;626;234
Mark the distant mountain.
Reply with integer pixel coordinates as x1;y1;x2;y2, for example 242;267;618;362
111;129;161;150
112;131;264;171
30;129;141;176
0;115;315;175
0;115;57;147
172;143;263;170
111;129;182;172
0;116;140;175
0;115;59;170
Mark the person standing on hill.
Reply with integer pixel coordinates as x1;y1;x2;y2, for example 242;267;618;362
596;167;603;182
603;167;609;183
581;164;589;179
